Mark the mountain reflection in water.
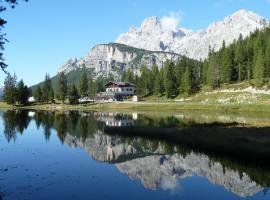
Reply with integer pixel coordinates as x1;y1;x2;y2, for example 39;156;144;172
1;110;270;199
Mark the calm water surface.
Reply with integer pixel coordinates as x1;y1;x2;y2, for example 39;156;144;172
0;110;270;200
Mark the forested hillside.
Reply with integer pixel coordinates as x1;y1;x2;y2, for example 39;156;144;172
203;26;270;88
30;26;270;101
123;25;270;98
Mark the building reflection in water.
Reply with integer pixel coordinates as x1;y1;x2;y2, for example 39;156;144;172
96;112;136;127
2;110;270;198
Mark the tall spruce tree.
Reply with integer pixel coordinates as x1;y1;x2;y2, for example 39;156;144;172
207;54;220;89
220;47;233;83
42;74;54;103
265;37;270;80
137;65;149;95
88;78;96;98
181;66;192;95
164;61;177;98
79;72;88;97
122;68;134;83
3;73;17;105
34;86;43;103
68;84;79;105
253;49;265;86
16;80;29;105
56;72;68;103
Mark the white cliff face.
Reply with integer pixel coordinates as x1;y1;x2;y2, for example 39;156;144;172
116;9;269;60
57;10;268;78
58;43;181;79
64;133;262;197
117;153;262;197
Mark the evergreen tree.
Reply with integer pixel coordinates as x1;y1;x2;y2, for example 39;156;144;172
68;84;79;105
3;73;17;105
56;72;68;103
151;64;159;77
95;76;105;93
220;47;233;83
48;89;54;103
265;37;270;80
42;74;54;103
234;41;245;81
137;65;150;95
122;68;134;83
154;73;162;96
88;78;96;98
16;80;29;105
253;49;265;86
207;53;220;89
181;66;192;95
34;86;43;103
164;61;177;98
79;72;88;97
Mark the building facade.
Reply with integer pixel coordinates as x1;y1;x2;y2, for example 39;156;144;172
104;82;136;96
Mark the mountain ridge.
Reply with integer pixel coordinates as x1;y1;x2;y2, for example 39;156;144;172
37;9;269;89
58;42;182;78
116;9;269;60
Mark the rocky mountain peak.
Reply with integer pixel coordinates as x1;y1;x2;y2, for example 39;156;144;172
141;16;161;31
116;9;269;60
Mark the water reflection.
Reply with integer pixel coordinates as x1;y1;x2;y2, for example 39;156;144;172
1;110;270;198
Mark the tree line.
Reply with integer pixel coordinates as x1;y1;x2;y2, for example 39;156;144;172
33;72;110;105
3;25;270;104
203;26;270;88
3;73;30;105
123;25;270;97
122;58;202;98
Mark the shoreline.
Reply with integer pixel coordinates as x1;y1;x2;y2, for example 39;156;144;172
1;101;270;113
1;101;270;127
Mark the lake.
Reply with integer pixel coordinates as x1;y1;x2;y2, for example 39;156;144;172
0;110;270;200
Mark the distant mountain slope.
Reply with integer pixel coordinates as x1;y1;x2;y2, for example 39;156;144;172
58;43;182;79
31;68;95;92
116;9;269;60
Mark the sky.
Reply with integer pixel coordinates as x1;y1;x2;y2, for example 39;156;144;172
1;0;270;86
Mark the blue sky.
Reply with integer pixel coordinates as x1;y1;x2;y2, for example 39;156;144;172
1;0;270;86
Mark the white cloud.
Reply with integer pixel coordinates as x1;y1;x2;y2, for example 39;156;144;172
160;176;181;194
160;11;183;31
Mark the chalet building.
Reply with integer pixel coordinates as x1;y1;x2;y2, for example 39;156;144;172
105;81;136;96
98;81;136;101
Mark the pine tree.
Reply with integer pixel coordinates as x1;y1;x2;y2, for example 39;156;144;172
181;66;192;95
265;37;270;80
42;74;54;103
122;68;134;83
207;54;220;89
48;89;54;103
253;49;265;86
220;48;233;83
68;84;79;105
3;73;17;105
16;80;29;105
88;78;96;98
164;61;177;98
154;73;162;96
79;72;88;97
56;72;68;103
34;86;43;103
137;65;149;95
95;76;105;93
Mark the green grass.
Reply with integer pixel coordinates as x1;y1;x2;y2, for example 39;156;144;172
0;102;11;109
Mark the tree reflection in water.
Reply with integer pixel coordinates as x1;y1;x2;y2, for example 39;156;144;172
2;110;270;197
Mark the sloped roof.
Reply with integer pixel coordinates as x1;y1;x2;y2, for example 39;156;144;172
105;81;136;87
